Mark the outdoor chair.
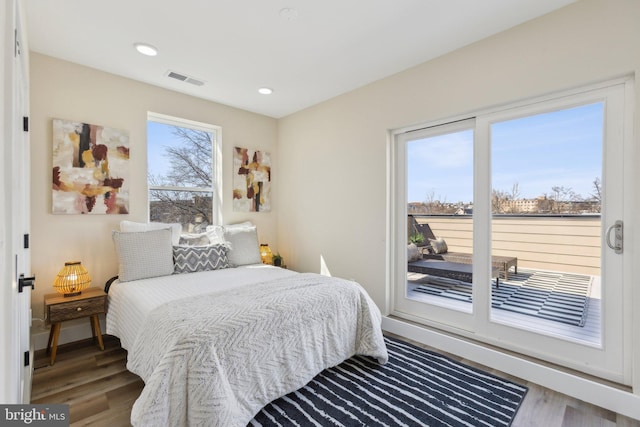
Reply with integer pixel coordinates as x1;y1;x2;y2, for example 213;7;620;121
408;215;518;280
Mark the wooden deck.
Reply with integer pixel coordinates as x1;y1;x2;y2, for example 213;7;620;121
407;270;601;346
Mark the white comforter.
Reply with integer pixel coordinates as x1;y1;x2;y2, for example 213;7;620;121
106;266;388;426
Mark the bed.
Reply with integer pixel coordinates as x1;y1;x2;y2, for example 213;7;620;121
106;221;388;426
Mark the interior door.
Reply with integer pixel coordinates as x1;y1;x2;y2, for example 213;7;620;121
9;0;33;403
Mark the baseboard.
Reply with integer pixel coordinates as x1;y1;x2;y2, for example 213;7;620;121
31;314;106;351
382;316;640;421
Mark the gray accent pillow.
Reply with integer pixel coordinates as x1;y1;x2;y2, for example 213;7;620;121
112;228;174;282
429;237;448;254
173;244;230;274
223;223;262;266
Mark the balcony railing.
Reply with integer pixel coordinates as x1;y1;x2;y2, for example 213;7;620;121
413;214;601;277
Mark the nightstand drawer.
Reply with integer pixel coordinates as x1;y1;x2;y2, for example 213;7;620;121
47;296;106;323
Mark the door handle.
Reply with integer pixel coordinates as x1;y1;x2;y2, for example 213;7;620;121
18;274;35;293
605;220;623;254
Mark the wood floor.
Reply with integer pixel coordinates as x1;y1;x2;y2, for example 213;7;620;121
31;335;640;427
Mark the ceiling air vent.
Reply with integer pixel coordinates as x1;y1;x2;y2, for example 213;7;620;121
167;71;205;86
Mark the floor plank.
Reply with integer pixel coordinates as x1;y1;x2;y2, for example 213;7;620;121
31;334;639;427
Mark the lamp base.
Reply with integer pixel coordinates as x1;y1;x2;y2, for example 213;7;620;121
63;291;82;298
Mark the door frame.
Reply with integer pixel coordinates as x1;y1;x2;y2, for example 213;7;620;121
388;76;634;384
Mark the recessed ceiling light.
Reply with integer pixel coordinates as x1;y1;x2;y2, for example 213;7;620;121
134;43;158;56
258;87;273;95
279;8;298;21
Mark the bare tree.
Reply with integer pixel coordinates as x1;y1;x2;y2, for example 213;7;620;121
492;182;520;214
491;189;509;213
160;127;212;187
423;190;449;214
510;182;521;201
549;185;578;213
149;127;213;228
590;177;602;213
537;195;553;213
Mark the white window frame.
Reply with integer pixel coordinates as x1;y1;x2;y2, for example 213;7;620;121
147;112;223;226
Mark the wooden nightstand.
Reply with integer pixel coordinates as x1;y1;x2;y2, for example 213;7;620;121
44;287;107;365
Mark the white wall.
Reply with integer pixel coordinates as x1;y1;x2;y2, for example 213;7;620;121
29;53;279;326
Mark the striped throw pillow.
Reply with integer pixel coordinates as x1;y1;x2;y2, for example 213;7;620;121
173;244;230;274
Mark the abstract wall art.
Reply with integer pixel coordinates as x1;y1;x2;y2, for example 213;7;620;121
52;118;130;214
233;146;271;212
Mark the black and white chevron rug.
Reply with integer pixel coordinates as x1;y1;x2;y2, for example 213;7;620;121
413;269;592;327
250;337;527;427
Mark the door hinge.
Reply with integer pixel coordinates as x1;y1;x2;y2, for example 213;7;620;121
23;234;29;249
23;116;29;132
24;351;30;367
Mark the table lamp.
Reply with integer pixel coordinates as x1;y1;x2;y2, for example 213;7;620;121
54;261;91;297
259;244;273;264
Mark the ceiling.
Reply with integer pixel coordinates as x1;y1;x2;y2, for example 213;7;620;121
25;0;575;118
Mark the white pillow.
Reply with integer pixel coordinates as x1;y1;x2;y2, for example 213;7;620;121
407;243;422;262
178;232;211;247
223;222;261;266
112;228;174;282
120;220;182;246
204;225;229;246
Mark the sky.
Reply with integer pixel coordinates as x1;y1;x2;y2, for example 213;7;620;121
407;102;604;204
147;121;182;181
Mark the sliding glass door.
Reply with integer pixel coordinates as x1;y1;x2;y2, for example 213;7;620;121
479;85;628;384
392;79;632;384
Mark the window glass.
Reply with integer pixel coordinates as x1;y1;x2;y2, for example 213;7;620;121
147;115;217;232
406;126;475;311
491;103;603;215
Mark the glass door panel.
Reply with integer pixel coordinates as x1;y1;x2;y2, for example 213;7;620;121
489;103;603;345
405;124;475;314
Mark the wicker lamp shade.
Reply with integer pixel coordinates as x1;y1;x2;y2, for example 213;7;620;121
54;261;91;297
259;244;273;264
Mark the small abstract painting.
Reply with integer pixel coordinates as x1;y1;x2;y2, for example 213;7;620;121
52;118;130;214
233;147;271;212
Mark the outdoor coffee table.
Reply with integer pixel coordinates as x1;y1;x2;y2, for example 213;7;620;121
408;260;500;288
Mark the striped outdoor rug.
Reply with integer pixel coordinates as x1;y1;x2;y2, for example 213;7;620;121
413;269;592;327
250;337;527;427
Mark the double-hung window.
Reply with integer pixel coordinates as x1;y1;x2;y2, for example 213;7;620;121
147;112;221;232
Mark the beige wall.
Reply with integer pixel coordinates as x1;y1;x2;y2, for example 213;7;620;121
276;0;640;309
29;53;278;318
